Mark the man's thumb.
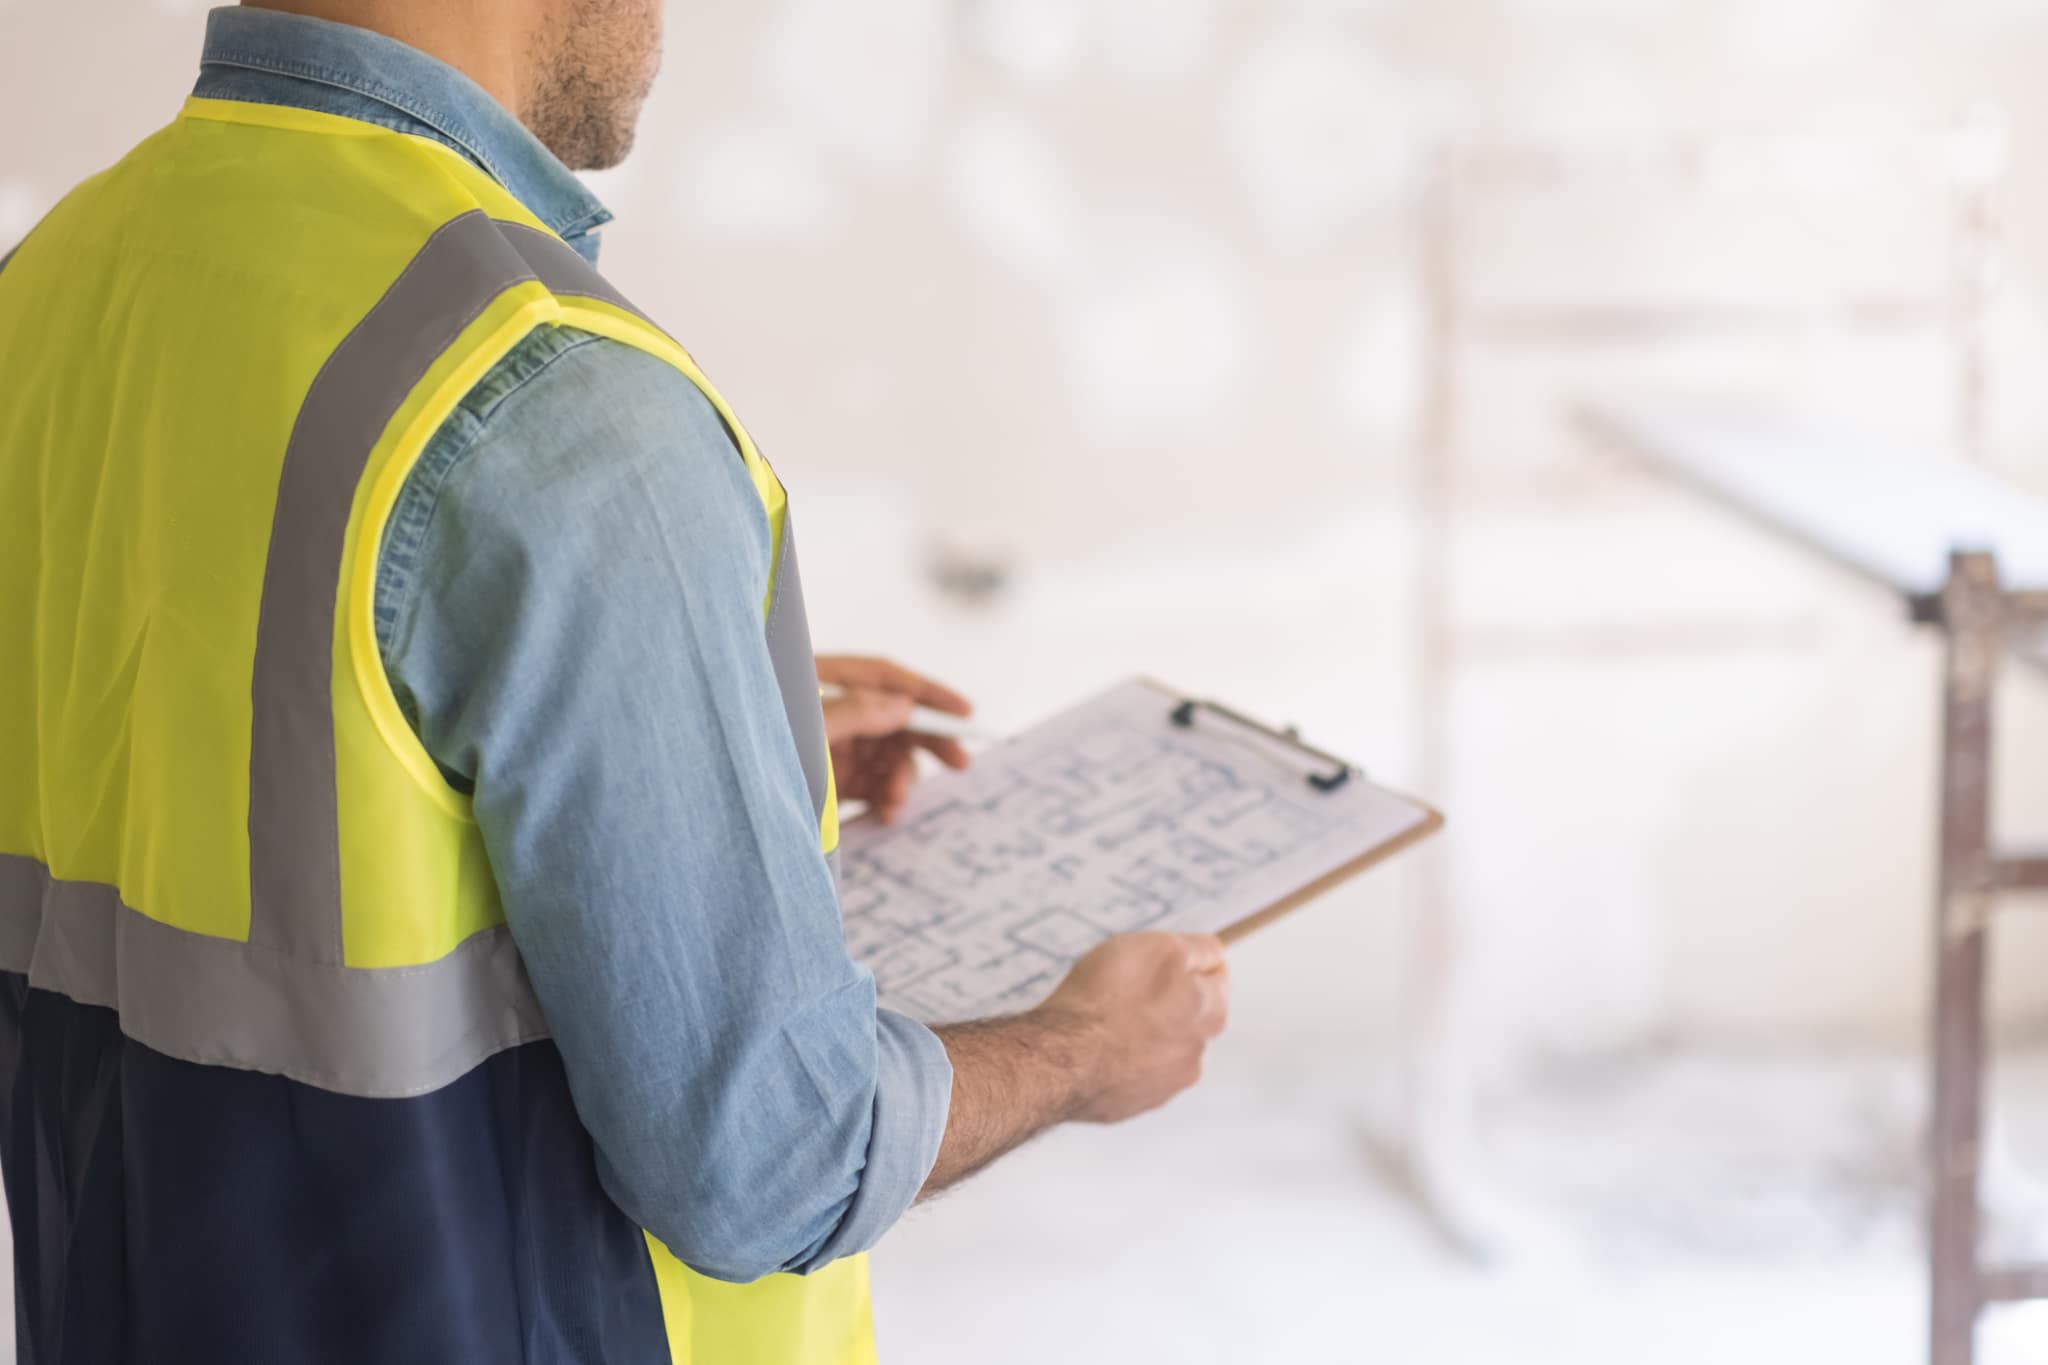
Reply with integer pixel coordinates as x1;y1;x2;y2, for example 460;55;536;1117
823;688;915;741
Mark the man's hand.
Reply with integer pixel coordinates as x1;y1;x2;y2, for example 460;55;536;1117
816;656;973;823
1035;932;1231;1124
920;933;1231;1195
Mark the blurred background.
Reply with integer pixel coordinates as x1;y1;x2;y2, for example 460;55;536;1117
10;0;2048;1360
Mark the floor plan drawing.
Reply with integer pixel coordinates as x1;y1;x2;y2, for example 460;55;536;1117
838;680;1436;1024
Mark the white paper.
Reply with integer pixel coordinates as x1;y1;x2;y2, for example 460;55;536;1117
837;679;1434;1024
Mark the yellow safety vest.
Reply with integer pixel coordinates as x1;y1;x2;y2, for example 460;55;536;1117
0;96;864;1364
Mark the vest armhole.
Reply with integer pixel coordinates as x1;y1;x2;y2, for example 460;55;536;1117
344;288;773;821
341;293;559;821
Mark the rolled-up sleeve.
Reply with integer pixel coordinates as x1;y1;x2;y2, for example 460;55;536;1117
373;324;952;1282
813;1006;954;1265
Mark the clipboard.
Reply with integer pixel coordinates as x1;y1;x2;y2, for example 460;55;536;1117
837;677;1444;1024
1146;680;1445;945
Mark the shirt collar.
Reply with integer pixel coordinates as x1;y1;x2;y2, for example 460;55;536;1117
194;7;613;251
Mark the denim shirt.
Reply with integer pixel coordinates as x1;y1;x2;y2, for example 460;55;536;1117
193;7;951;1281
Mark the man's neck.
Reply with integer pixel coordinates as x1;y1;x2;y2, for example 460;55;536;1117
239;0;532;123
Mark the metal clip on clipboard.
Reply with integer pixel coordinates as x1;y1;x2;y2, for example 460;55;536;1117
1167;698;1355;793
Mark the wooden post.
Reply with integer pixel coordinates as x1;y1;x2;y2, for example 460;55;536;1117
1929;549;2001;1365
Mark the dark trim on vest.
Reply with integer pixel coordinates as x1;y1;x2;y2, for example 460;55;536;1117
0;975;671;1364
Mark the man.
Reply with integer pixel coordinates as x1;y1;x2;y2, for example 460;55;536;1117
0;2;1229;1361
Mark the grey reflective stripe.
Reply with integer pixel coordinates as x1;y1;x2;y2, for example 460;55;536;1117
494;220;657;326
248;210;538;960
0;854;546;1098
764;515;833;827
497;221;764;466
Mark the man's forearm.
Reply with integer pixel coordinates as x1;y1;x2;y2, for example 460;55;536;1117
920;1008;1097;1197
914;932;1229;1202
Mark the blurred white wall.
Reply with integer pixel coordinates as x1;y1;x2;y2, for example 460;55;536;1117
9;0;2048;1074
